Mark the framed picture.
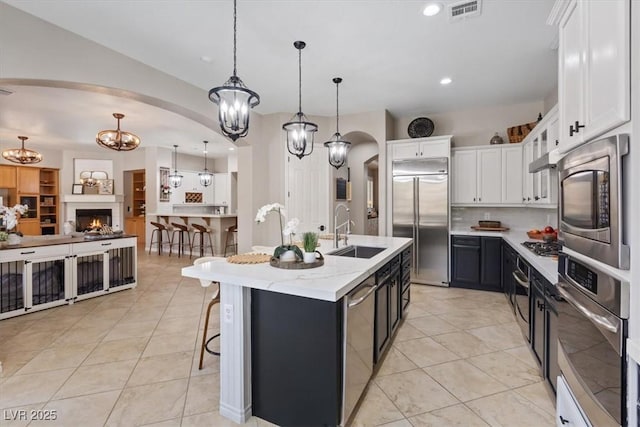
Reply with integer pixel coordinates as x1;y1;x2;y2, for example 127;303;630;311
159;167;170;202
98;179;114;195
72;184;84;194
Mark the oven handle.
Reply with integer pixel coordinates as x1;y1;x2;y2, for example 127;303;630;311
557;284;618;333
512;271;529;289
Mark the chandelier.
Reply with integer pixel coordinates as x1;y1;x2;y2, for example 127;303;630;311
80;171;108;187
2;136;42;164
283;41;318;159
96;113;140;151
169;145;183;188
199;140;213;187
324;78;351;169
208;0;260;141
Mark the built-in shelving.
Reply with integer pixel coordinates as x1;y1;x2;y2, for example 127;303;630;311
39;168;59;235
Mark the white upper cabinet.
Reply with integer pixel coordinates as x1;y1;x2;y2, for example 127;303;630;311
213;173;229;206
501;145;524;204
389;136;452;160
556;0;630;153
452;150;477;204
477;148;502;204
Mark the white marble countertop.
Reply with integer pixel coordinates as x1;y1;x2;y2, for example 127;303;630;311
451;228;558;284
181;235;412;302
147;212;237;219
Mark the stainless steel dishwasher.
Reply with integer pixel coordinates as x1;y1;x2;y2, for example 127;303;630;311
341;275;377;426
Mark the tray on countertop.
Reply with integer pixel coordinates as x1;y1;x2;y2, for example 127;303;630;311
470;226;510;232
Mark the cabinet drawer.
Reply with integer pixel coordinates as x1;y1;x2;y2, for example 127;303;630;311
3;244;70;261
72;238;136;254
452;235;480;247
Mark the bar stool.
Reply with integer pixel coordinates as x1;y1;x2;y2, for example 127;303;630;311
169;222;191;258
191;223;215;258
224;225;238;256
149;221;171;255
193;256;223;369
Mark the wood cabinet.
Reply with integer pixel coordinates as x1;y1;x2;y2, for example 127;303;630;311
451;235;501;292
556;0;630;153
0;165;17;188
17;167;40;194
124;217;146;244
39;168;59;235
132;170;145;217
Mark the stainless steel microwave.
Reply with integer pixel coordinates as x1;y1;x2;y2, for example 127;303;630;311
557;134;629;269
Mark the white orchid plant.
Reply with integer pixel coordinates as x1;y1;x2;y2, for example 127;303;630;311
1;204;28;234
255;203;303;260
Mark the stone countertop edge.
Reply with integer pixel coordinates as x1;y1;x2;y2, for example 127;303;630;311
0;234;137;251
181;235;412;303
450;228;558;284
147;212;237;218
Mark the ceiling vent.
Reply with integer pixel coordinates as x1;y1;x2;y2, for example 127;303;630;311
448;0;482;22
0;88;13;96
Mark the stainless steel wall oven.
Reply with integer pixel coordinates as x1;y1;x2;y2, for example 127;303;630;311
557;134;629;269
557;252;629;426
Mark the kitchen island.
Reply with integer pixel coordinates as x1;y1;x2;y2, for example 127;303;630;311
181;234;412;425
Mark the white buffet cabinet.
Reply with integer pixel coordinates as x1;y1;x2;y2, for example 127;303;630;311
0;236;137;320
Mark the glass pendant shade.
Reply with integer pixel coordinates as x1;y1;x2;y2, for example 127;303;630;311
283;41;317;159
2;136;42;164
208;0;260;141
198;140;213;187
96;113;140;151
323;77;350;169
169;145;183;188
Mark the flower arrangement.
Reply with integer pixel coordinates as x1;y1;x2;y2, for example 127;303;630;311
160;184;172;195
255;203;302;261
1;204;28;232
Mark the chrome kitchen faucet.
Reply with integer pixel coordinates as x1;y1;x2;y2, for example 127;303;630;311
334;203;351;248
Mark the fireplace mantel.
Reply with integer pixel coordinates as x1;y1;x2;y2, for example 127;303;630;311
63;194;124;231
62;195;124;203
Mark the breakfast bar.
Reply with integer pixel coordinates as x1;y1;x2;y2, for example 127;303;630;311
181;235;412;425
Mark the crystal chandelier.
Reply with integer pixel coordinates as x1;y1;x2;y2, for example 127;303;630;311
2;136;42;164
324;78;351;169
96;113;140;151
282;41;318;159
199;141;213;187
208;0;260;141
169;145;183;188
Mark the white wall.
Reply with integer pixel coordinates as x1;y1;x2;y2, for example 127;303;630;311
451;207;557;231
346;141;379;235
394;100;545;147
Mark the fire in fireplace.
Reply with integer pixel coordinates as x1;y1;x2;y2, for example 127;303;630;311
76;209;112;232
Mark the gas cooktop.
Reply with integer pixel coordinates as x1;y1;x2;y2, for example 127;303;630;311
521;241;561;257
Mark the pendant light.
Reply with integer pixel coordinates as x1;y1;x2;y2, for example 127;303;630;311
208;0;260;141
168;145;183;188
282;41;318;159
199;140;213;187
324;78;351;169
96;113;141;151
2;136;42;164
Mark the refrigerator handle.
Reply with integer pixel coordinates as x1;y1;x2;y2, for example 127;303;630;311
414;177;419;276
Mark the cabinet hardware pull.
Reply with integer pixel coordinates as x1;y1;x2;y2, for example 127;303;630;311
101;243;112;246
574;121;584;131
478;197;481;202
20;251;36;255
473;197;476;201
535;196;540;201
559;415;570;425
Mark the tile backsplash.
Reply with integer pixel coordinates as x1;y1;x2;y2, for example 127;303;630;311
451;207;557;230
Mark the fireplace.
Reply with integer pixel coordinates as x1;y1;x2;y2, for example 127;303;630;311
76;209;112;232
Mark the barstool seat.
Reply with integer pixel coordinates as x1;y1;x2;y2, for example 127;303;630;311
169;222;191;258
149;221;171;255
224;224;238;256
193;256;224;369
191;223;215;258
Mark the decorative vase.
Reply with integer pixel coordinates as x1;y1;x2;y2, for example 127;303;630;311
303;251;317;264
279;250;297;262
7;233;22;245
490;132;504;145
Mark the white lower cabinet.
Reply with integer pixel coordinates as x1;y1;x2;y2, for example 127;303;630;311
556;375;591;427
0;237;137;319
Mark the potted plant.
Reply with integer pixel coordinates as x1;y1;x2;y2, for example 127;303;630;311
255;203;303;262
302;232;319;264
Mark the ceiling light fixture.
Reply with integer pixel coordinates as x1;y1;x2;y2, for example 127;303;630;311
423;2;442;16
2;136;42;164
324;77;351;169
440;77;452;85
169;145;183;188
208;0;260;141
283;41;318;159
199;140;213;187
96;113;141;151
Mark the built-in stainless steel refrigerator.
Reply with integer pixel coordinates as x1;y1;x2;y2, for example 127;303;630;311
392;158;449;286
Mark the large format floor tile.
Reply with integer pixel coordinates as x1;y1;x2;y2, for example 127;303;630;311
424;359;509;402
466;389;555;426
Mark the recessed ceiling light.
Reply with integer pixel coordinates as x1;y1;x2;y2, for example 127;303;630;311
423;3;442;16
229;147;235;151
440;77;452;85
200;55;213;63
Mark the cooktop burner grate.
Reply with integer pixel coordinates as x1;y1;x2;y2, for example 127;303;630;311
521;241;561;257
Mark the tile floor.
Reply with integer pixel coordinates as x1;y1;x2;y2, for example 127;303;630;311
0;248;555;426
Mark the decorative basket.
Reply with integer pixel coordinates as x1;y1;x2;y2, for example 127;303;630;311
507;121;537;143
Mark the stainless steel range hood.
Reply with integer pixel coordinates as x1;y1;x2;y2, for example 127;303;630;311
529;149;561;173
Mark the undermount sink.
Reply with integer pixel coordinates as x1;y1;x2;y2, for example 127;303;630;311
327;245;386;259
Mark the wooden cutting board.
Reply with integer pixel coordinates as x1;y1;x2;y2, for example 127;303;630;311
470;226;510;231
